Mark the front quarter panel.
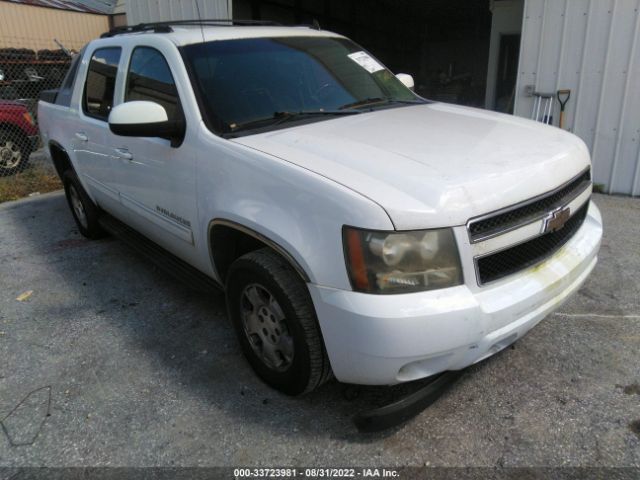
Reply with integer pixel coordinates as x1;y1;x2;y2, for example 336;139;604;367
195;125;394;290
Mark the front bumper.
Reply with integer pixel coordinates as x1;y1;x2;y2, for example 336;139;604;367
309;201;603;385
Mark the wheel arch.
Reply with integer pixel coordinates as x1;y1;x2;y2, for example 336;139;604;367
48;140;73;179
208;219;311;285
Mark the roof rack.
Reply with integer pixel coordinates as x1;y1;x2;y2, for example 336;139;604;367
100;19;282;38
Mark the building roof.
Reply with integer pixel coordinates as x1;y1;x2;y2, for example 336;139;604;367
3;0;115;14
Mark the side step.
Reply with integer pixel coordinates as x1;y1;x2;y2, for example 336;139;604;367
98;214;222;293
353;370;463;433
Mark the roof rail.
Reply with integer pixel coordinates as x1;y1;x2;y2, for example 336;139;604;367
100;19;282;38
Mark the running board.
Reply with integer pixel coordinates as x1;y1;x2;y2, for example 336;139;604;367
353;370;463;433
98;214;222;293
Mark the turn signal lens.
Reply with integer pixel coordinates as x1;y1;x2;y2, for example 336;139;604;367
345;228;370;291
23;112;35;126
343;227;462;294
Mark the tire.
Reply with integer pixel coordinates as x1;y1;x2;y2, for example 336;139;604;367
0;128;31;176
226;248;331;395
62;170;105;239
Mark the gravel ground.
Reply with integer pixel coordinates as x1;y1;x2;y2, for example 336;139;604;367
0;192;638;468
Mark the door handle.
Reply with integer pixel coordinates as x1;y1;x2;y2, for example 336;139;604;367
75;132;88;142
114;148;133;161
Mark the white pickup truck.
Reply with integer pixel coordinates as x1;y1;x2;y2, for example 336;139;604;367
38;21;602;396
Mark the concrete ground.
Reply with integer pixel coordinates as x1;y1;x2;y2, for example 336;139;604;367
0;192;638;468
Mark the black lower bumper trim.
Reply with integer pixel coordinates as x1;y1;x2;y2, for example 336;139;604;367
353;370;463;433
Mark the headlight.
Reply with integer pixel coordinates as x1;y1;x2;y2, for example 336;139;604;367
343;226;462;294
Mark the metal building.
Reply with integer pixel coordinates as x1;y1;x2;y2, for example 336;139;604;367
515;0;640;196
0;1;109;51
124;0;231;25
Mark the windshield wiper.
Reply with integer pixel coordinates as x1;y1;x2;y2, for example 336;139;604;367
339;97;426;110
228;110;361;134
389;99;427;104
339;97;388;110
272;109;361;125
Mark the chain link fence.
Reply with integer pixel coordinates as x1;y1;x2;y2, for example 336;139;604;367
0;0;110;203
0;47;72;201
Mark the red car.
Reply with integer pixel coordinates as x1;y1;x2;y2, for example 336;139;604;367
0;99;38;175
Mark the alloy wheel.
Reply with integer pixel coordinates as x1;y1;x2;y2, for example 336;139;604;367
240;283;294;372
0;140;22;169
68;184;88;229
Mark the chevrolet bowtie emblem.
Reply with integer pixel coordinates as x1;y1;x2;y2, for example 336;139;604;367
542;207;571;234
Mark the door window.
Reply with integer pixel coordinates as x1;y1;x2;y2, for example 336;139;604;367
125;47;182;122
83;47;121;120
55;48;83;107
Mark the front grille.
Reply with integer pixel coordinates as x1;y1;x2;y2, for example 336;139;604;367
468;170;591;242
476;203;589;285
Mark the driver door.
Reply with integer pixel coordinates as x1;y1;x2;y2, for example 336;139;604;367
108;45;198;258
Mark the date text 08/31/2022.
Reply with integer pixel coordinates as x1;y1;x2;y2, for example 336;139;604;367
233;468;400;478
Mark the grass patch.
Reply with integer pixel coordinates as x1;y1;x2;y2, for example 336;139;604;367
0;166;61;203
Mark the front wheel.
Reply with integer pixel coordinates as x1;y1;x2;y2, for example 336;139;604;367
0;128;30;176
226;248;331;395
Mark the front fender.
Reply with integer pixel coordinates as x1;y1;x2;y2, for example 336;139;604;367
207;217;311;282
196;131;393;290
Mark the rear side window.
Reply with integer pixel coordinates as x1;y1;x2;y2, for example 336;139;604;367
55;49;83;107
125;47;182;122
83;47;121;120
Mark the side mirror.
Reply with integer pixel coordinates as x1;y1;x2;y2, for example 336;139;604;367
108;101;185;146
396;73;415;91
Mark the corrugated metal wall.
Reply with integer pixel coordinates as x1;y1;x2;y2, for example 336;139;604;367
126;0;232;25
515;0;640;196
0;2;109;51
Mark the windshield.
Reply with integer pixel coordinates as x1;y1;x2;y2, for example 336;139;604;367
181;36;425;137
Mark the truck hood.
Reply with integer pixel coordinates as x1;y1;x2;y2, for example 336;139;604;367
232;103;591;230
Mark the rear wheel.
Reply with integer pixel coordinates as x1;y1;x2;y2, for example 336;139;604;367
63;170;105;239
0;128;30;176
226;248;331;395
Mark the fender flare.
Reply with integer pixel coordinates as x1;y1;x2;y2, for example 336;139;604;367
207;219;311;283
48;139;75;177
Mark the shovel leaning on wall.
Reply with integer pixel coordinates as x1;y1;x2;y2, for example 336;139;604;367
557;89;571;130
